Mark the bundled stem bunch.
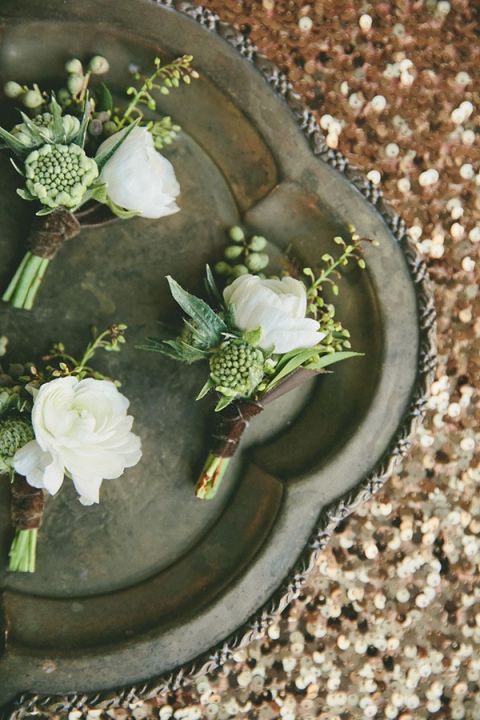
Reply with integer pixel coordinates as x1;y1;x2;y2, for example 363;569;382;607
0;324;140;572
142;226;372;498
1;53;198;309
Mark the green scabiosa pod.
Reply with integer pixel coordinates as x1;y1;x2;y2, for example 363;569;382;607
209;340;264;399
0;417;34;474
24;143;98;210
11;112;81;148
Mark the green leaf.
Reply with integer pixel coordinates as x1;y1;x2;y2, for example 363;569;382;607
19;112;50;144
244;327;262;347
265;347;324;391
72;93;91;148
104;196;139;219
94;82;113;112
166;276;226;348
307;350;363;371
0;126;30;157
49;94;65;140
215;394;235;412
16;188;35;202
36;206;56;216
138;336;207;363
10;158;24;176
94;119;139;172
0;387;23;417
204;264;223;307
196;378;213;400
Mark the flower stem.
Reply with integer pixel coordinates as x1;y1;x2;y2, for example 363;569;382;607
8;528;38;573
2;252;50;310
195;453;230;500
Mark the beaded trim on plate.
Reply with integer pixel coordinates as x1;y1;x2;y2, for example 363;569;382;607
3;2;437;717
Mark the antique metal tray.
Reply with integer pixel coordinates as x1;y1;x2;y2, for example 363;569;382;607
0;0;436;715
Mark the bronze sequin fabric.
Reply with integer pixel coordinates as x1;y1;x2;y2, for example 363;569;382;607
51;1;480;717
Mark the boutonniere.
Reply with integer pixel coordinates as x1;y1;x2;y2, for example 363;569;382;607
0;325;142;572
142;225;374;499
1;54;198;309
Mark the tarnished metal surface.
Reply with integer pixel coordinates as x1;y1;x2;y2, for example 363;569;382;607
0;0;435;714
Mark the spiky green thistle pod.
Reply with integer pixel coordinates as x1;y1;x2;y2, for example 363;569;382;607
24;143;98;209
12;112;80;148
209;340;264;398
0;417;34;474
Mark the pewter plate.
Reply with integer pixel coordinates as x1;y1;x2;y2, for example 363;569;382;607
0;0;435;713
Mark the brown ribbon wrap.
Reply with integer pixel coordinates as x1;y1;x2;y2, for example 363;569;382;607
28;209;81;260
10;474;45;531
211;400;264;458
210;367;325;459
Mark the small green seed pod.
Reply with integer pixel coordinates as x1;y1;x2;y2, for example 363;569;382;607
214;261;232;276
65;58;83;74
89;55;110;74
4;81;24;99
224;245;244;260
67;74;84;96
22;89;44;109
231;264;248;278
249;235;267;251
57;88;71;105
228;226;245;243
246;252;269;272
103;120;118;136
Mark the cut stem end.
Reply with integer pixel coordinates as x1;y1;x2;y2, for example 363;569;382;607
195;453;231;500
8;528;38;573
2;252;50;310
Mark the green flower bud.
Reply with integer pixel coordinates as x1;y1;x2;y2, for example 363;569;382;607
103;120;118;136
229;225;245;243
88;118;104;136
25;143;98;209
246;252;269;272
89;55;110;74
214;261;232;276
4;81;24;99
231;264;248;278
209;340;264;397
0;417;34;474
12;112;81;149
57;88;71;106
67;73;85;96
65;58;83;74
224;245;244;260
22;89;44;109
249;235;267;251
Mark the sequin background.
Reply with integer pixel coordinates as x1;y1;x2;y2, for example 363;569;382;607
73;1;479;718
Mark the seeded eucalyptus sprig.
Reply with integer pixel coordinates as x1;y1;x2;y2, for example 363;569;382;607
34;324;128;386
112;56;199;149
215;225;270;281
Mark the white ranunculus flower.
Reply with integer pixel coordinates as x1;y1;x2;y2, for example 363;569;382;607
223;274;325;354
13;376;142;506
97;126;180;218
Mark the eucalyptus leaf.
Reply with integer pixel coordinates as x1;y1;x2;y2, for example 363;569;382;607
166;276;226;348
